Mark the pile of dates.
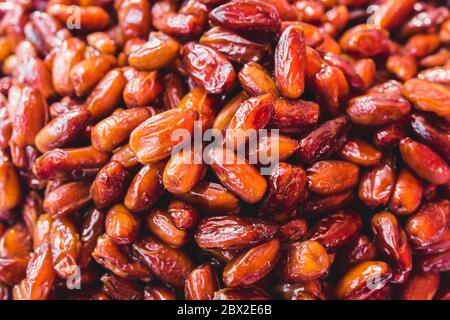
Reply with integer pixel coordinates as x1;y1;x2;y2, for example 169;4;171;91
0;0;449;300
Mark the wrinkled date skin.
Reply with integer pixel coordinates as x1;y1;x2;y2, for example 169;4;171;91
132;236;193;289
405;200;450;248
371;211;412;284
261;162;306;217
185;264;219;300
208;147;268;204
306;211;363;252
182;42;236;95
281;240;329;283
209;1;281;34
297;116;350;164
275;25;306;99
1;0;450;301
195;216;278;251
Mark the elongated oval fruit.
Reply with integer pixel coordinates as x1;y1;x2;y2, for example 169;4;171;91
399;138;449;185
130;108;198;164
182;42;236;94
335;261;392;300
195;216;278;250
223;239;280;288
275;25;306;99
208;147;267;204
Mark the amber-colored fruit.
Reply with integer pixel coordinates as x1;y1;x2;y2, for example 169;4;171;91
105;204;140;245
199;27;270;65
130;109;198;164
386;53;418;81
168;200;199;231
43;181;91;218
182;42;236;94
213;91;249;131
399;138;449;185
209;1;281;34
50;217;81;279
405;34;440;59
2;0;450;301
297;116;350;164
208;147;268;204
178;87;216;131
225;94;274;148
128;32;180;70
163;149;205;195
307;160;359;195
370;0;415;30
0;159;21;214
417;66;450;87
371;211;412;283
79;208;104;268
335;235;378;272
23;243;56;300
0;223;31;258
306;210;362;252
86;68;127;119
278;218;308;242
123;71;163;108
358;157;396;208
223;239;280;288
405;200;450;247
270;98;320;134
402;78;450;119
339;139;381;167
92;234;151;281
0;256;29;286
101;274;143;300
9;84;48;148
195;216;278;250
409;113;450;162
185;264;219;300
52;38;86;96
92;108;152;153
275;25;306;99
238;62;279;98
389;169;423;215
111;144;138;169
249;135;299;166
144;286;176;300
133;236;194;289
416;249;450;273
261;163;306;216
282;240;329;282
177;182;241;215
335;261;392;300
146;209;189;248
48;4;110;31
91;161;130;209
399;272;440;300
298;190;354;218
124;163;165;213
33;214;53;251
339;24;390;58
346;94;411;126
70;56;112;97
35;108;91;153
33;146;110;181
214;287;270;300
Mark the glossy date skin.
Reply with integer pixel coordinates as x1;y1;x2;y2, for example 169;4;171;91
1;0;450;301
